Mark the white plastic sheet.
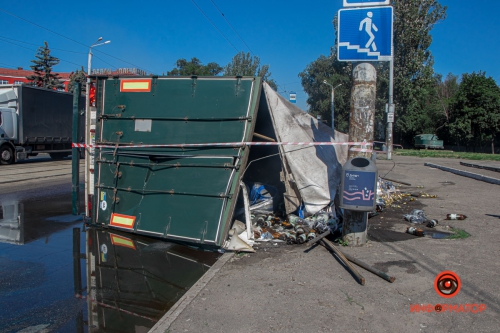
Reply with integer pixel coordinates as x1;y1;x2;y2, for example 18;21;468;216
263;83;349;215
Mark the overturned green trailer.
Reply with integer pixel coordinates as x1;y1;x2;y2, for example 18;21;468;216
89;76;347;248
91;76;261;247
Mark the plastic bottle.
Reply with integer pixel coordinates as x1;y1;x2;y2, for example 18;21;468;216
297;234;307;244
286;232;297;245
287;214;303;224
295;227;305;235
426;219;438;228
406;226;424;237
306;231;316;241
446;214;467;220
253;226;262;239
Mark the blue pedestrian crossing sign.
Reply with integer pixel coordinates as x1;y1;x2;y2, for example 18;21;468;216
337;6;393;61
343;0;390;7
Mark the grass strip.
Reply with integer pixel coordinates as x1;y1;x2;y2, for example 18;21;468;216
446;228;471;239
390;149;500;161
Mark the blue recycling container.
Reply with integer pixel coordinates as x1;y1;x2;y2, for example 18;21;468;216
340;157;378;212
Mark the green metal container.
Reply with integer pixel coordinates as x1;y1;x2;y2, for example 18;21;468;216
414;134;444;149
92;76;262;247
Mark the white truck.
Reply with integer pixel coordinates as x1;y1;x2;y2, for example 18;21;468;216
0;84;83;164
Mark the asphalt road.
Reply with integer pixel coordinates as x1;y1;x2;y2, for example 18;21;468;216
0;154;84;189
164;155;500;333
0;156;86;333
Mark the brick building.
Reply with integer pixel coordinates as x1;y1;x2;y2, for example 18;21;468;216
0;67;145;91
0;67;72;90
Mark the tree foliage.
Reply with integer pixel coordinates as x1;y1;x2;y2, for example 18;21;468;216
68;66;87;94
224;52;277;90
448;72;500;152
298;51;352;133
26;41;64;90
167;58;223;76
391;0;447;142
299;0;447;142
435;73;459;125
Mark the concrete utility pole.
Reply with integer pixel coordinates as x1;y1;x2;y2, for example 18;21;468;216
386;59;394;160
342;63;376;246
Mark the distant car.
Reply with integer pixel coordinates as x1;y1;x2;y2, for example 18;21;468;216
414;134;444;149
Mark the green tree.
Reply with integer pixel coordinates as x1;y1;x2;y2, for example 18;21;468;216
224;52;277;90
167;58;223;76
298;51;352;133
299;1;447;142
26;41;64;90
392;0;447;143
449;72;500;153
67;66;87;94
430;72;460;143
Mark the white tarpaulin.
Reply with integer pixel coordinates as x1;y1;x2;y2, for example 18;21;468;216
263;83;349;215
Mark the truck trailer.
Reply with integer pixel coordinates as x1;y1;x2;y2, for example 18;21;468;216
0;84;83;164
85;75;348;248
87;76;262;247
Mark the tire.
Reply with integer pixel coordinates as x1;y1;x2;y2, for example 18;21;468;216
0;145;14;165
49;152;70;160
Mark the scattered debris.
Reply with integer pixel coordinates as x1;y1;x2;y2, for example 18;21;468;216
426;219;438;228
446;214;467;220
321;238;365;286
403;209;428;224
340;251;396;283
406;226;424;237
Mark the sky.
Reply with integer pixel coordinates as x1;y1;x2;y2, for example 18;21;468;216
0;0;498;111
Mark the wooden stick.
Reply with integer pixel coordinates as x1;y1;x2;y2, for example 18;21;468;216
253;132;276;142
321;238;365;285
306;230;330;248
341;252;396;283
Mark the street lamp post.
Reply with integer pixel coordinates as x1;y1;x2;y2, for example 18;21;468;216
323;80;342;137
85;37;110;216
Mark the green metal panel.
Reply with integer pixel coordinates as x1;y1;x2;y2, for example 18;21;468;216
94;76;261;246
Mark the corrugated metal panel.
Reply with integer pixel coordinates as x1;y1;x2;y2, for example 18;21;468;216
94;76;261;246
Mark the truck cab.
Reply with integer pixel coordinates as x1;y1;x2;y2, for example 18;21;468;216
0;107;17;164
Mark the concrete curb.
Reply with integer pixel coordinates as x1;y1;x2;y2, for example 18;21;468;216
425;162;500;185
148;252;234;333
459;161;500;173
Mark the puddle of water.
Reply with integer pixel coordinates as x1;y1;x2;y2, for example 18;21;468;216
0;192;221;332
45;214;83;223
84;228;220;332
425;231;453;239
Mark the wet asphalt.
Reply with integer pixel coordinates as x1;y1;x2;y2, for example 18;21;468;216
0;157;220;333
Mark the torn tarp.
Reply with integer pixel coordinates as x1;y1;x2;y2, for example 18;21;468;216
262;83;349;215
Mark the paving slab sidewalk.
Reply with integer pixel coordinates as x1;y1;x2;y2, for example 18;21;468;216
160;156;500;333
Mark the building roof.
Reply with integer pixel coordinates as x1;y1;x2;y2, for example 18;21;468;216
0;67;71;80
0;67;146;83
